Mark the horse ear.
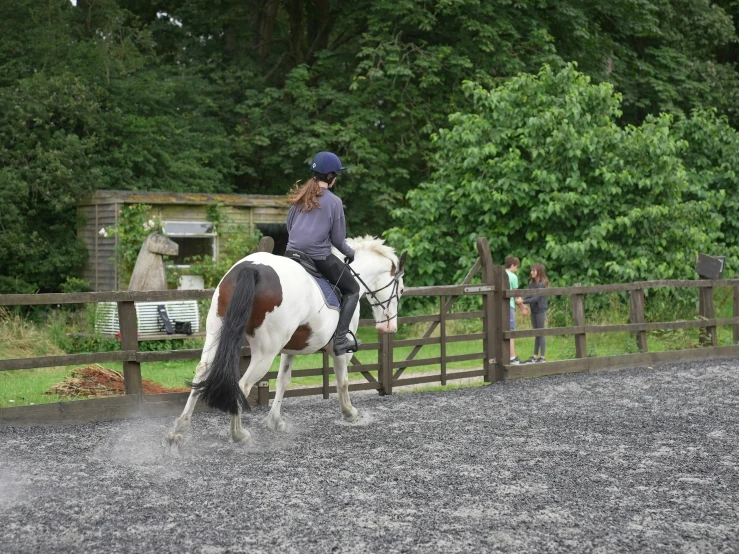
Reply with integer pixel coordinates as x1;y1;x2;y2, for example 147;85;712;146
399;251;407;271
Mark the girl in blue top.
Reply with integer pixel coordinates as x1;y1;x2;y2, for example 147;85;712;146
286;152;361;356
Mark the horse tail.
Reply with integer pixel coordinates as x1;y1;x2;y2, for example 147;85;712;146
190;265;258;414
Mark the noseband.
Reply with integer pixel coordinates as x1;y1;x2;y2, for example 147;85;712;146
347;265;403;325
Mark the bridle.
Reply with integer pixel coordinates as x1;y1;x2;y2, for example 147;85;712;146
346;265;403;325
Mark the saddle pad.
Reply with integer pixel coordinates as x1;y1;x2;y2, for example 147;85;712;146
311;274;340;310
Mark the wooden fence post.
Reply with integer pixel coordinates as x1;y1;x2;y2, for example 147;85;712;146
571;285;587;358
629;288;648;352
257;236;275;253
699;285;717;347
379;332;393;395
493;265;511;377
734;275;739;343
257;381;270;406
117;300;142;395
477;238;501;382
440;295;447;386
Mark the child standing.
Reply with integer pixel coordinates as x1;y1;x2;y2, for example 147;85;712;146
524;263;549;363
504;256;530;364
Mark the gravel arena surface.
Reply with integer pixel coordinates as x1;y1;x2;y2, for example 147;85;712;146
1;359;739;553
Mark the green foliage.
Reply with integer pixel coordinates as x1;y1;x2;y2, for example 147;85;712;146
387;64;734;295
103;204;163;285
3;0;739;293
60;278;91;294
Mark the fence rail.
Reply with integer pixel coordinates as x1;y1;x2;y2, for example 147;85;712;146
1;236;738;426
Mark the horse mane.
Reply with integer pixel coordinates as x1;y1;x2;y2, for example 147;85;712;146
340;235;398;265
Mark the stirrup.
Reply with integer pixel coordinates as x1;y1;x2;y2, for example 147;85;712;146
334;331;361;355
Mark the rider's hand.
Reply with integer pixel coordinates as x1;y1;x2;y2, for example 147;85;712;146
345;254;354;264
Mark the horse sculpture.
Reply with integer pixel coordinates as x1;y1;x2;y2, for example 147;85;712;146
128;233;179;291
166;236;406;448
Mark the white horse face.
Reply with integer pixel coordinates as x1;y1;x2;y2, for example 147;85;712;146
368;251;406;334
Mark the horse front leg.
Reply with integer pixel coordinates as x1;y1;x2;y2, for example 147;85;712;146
267;354;294;432
332;354;359;422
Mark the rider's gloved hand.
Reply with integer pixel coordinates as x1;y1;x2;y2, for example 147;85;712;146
345;254;354;264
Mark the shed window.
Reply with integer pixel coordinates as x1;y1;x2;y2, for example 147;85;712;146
163;221;217;266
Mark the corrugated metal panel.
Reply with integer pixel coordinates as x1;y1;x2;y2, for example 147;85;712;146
95;301;200;336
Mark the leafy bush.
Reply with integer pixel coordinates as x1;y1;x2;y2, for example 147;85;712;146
387;64;737;302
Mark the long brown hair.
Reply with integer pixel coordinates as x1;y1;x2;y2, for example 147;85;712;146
531;263;549;287
288;176;323;212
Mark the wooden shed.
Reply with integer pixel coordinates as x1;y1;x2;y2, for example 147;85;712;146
78;190;290;291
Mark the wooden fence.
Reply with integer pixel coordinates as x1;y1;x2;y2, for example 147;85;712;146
499;274;739;379
1;236;738;426
0;238;496;426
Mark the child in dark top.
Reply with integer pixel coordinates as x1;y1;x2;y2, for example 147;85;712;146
523;263;549;363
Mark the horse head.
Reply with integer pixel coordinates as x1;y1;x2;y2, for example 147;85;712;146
347;237;407;334
145;233;179;257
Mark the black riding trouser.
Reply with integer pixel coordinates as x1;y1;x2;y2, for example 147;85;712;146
313;254;359;297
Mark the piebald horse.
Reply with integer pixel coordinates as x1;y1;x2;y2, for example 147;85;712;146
166;236;406;447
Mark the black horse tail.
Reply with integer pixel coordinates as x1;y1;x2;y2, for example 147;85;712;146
190;265;258;414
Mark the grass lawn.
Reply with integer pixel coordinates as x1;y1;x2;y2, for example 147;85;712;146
2;293;738;408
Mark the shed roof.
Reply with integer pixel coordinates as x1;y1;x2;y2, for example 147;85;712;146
79;190;290;208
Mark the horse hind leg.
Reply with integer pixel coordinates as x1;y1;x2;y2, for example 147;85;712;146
166;360;207;452
230;351;276;443
267;354;295;433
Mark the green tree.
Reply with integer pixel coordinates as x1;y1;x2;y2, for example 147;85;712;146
387;64;726;287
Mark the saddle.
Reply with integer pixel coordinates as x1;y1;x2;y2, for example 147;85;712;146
285;249;324;279
284;249;341;309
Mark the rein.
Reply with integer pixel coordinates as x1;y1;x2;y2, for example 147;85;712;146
344;264;403;325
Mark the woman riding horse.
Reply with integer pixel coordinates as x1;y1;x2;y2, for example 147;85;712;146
286;151;361;356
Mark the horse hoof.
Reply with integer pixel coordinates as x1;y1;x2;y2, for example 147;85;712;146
267;417;287;433
166;433;185;453
231;430;251;444
343;408;360;423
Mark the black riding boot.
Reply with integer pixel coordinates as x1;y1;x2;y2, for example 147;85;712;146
333;293;362;356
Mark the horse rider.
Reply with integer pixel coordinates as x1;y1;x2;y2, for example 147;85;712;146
285;151;362;356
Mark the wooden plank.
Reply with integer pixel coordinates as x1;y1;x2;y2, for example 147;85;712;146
394;369;486;387
402;284;489;297
0;351;134;372
118;301;142;395
392;336;442;348
446;332;485;343
571;287;586;358
0;289;215;306
504;279;739;298
0;392;220;428
505;345;739;380
629;289;647;352
389;351;484;370
505;317;739;339
280;382;381;398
